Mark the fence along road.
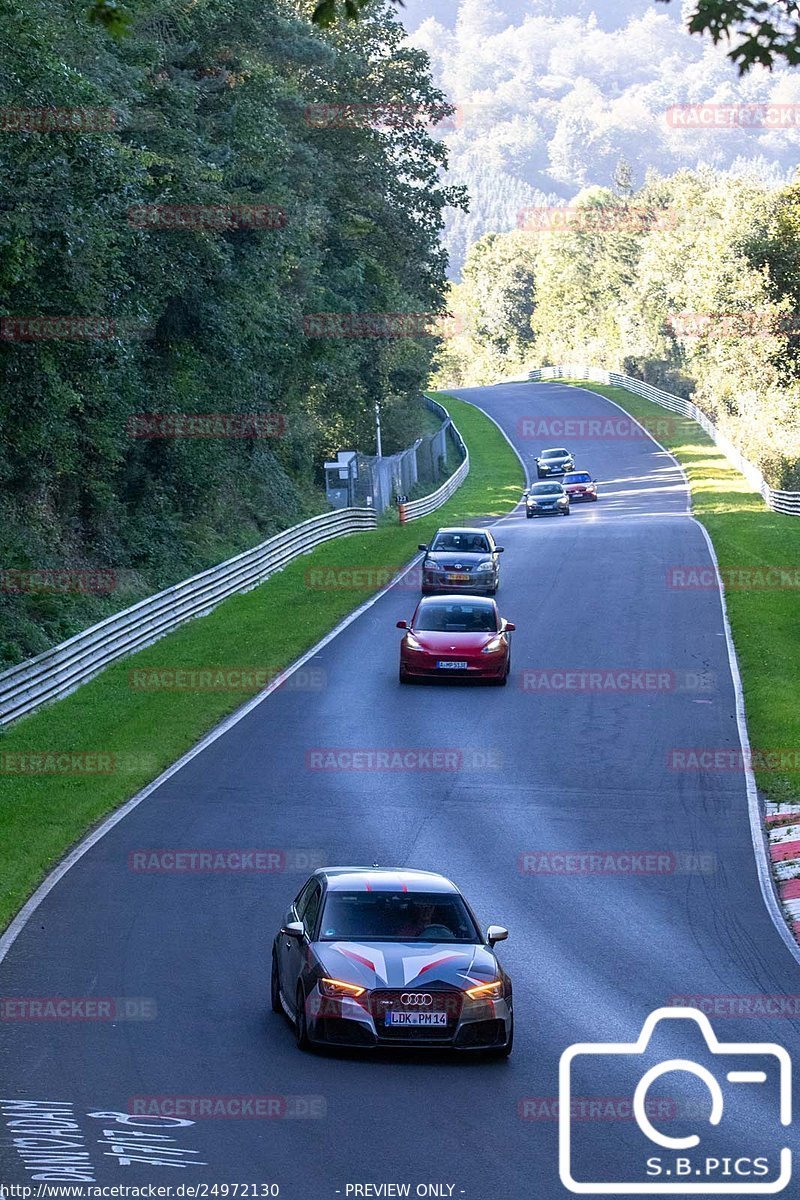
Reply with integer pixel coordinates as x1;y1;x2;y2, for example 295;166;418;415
529;364;800;516
0;399;470;726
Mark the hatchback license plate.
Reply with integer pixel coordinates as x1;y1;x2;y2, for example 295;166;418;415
437;661;468;669
446;573;470;582
386;1012;448;1026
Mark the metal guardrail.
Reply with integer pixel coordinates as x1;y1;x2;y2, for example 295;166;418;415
398;397;470;522
528;365;800;516
0;507;377;728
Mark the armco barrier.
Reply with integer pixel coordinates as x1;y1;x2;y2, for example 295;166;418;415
0;507;377;727
399;396;469;522
528;365;800;516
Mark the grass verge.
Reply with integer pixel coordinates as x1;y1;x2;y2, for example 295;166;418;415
0;393;523;932
560;380;800;807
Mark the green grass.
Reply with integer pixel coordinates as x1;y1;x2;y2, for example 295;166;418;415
0;394;523;931
560;380;800;807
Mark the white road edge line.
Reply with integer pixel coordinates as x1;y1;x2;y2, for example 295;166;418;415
545;378;800;967
0;552;428;964
0;404;523;966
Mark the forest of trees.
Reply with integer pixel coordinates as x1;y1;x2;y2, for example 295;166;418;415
438;169;800;490
407;0;800;274
0;0;464;667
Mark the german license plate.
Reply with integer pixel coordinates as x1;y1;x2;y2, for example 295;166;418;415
386;1012;448;1026
436;661;468;669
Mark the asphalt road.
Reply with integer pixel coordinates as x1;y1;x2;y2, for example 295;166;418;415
1;381;797;1198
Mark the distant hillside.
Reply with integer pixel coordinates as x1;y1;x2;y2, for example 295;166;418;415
402;0;800;275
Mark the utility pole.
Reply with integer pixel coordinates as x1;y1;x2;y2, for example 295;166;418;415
375;399;382;458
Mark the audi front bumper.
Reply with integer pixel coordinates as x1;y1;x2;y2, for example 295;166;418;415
303;985;513;1051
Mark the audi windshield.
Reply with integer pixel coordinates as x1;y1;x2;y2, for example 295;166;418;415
319;891;481;942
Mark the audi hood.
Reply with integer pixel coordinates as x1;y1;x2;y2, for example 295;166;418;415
312;941;501;991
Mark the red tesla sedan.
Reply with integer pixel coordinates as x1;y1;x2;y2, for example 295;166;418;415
397;596;515;686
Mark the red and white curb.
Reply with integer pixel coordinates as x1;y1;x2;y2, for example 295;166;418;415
766;803;800;939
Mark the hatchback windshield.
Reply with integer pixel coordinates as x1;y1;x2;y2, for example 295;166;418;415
529;483;564;496
319;891;480;942
430;531;491;553
565;472;591;484
414;601;498;632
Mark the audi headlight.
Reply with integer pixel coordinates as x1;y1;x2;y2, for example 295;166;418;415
481;635;505;654
466;979;504;1000
320;977;366;999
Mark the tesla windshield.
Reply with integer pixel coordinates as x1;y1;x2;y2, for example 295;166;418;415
414;602;498;632
319;891;481;942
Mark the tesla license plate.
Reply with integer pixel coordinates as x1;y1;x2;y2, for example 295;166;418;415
385;1012;448;1026
446;573;470;582
436;660;468;669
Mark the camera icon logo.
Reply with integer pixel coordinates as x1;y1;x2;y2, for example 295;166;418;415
559;1007;792;1193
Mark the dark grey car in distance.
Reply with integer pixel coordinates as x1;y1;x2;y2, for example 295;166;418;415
418;527;504;595
536;447;575;477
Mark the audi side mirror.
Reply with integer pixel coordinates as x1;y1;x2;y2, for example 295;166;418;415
396;620;408;630
487;925;508;947
281;920;304;938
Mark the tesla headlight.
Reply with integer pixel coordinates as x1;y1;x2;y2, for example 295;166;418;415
476;561;494;571
405;633;426;651
320;977;366;998
481;635;505;654
466;979;504;1000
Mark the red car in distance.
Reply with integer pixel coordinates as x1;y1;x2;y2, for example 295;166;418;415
397;596;515;686
563;470;598;502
